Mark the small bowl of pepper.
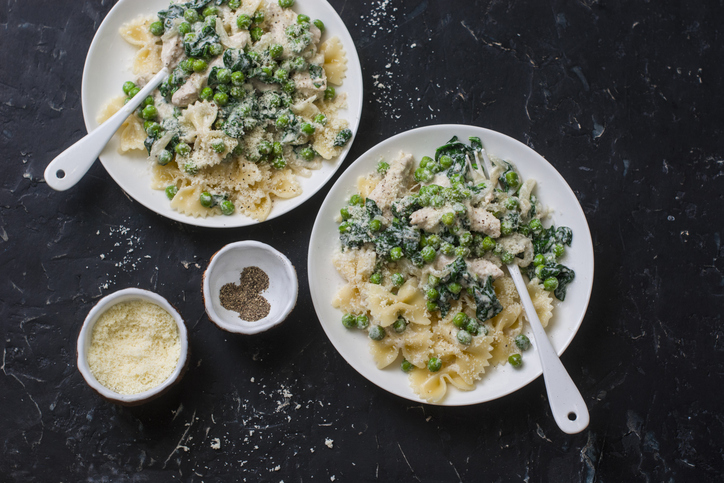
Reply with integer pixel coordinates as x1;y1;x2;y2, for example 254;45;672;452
202;241;298;335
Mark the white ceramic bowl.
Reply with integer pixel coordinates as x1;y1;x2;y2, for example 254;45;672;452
81;0;363;228
308;124;595;406
77;288;189;405
203;241;298;334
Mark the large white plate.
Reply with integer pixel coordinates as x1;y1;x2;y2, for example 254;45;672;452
308;125;595;406
81;0;363;228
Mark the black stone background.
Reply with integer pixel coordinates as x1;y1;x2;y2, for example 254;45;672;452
1;0;723;481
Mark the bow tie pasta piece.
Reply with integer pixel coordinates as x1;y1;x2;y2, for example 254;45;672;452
369;322;433;370
361;279;430;327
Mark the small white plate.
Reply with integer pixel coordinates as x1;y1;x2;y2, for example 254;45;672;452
81;0;363;228
308;124;595;406
203;241;298;334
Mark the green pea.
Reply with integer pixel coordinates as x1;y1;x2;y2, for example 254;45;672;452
324;86;336;100
178;21;191;35
291;56;306;71
369;219;381;232
122;81;136;96
427;357;442;372
269;44;284;59
369;272;382;284
543;277;559;291
157;149;173;166
501;220;514;235
313;19;325;32
515;334;531;351
441;212;455;226
279;0;295;8
356;314;369;329
430;195;444;208
414;168;433;183
393;317;407;333
533;254;545;266
193;59;208;72
427;275;440;287
250;27;264;42
508;354;522;368
178;59;194;73
236;13;252;29
208;43;223;56
425;235;440;250
282;80;296;94
481;236;496;251
175;143;191;156
466;319;481;336
420;246;435;263
184;9;200;23
338;222;350;233
216;84;230;94
340;207;350;220
145;121;161;136
140;105;157;120
459;232;473;247
426;300;438;312
229;72;245;87
149;21;164;36
165;185;178;200
212;140;226;153
199;191;213;208
501;251;514;264
452;312;468;328
377;161;390;174
272;142;283;156
505;197;519;210
401;359;413;372
552;243;565;258
440;242;455;255
271;156;286;169
202;6;219;17
297;14;310;23
505;171;520;189
253;10;265;23
198;87;212;101
217;68;232;84
389;247;403;261
228;0;241;9
276;114;290;129
299;147;315;161
301;122;315;135
230;87;245;99
342;313;356;329
369;325;386;341
457;330;472;345
313;113;327;125
349;194;363;206
391;273;404;287
454;246;469;258
439;155;453;169
213;92;229;106
447;282;462;295
184;162;198;175
426;288;439;301
128;86;141;98
419;156;433;169
220;200;235;216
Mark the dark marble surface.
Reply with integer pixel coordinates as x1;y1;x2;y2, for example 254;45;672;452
2;0;723;481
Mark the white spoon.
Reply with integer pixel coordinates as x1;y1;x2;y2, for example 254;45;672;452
44;67;169;191
477;148;589;434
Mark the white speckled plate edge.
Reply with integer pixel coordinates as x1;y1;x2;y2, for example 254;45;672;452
81;0;363;228
308;124;595;406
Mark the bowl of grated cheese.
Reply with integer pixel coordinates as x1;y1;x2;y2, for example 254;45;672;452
77;288;189;405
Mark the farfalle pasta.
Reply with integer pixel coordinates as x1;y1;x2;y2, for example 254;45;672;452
99;0;352;220
332;137;575;402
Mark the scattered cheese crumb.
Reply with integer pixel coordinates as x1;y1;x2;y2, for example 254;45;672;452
325;438;334;449
211;438;221;450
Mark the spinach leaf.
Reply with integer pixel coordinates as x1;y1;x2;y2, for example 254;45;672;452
223;48;251;73
159;65;190;97
334;129;353;147
157;5;185;30
435;135;474;179
391;195;421;221
184;23;219;58
536;263;575;301
470;276;504;321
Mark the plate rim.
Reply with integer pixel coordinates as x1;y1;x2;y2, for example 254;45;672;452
308;123;595;406
80;0;364;228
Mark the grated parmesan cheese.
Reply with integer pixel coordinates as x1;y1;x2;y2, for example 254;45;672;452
88;300;181;395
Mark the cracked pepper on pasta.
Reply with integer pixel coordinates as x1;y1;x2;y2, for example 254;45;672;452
332;137;576;402
98;0;351;220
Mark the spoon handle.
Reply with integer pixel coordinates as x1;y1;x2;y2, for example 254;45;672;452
44;67;169;191
508;264;589;434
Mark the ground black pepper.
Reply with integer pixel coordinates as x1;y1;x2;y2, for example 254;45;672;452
219;266;271;321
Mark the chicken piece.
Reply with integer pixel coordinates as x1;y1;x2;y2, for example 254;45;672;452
172;73;205;107
466;258;504;280
292;69;327;97
367;151;415;216
468;206;501;238
409;207;452;233
161;33;184;68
